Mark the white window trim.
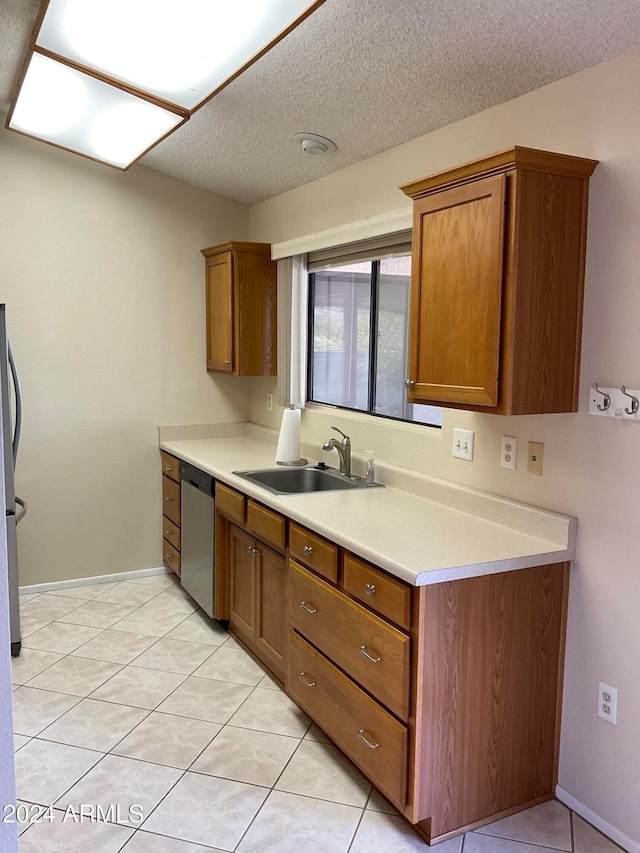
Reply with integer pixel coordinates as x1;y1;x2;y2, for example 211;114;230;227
271;207;413;260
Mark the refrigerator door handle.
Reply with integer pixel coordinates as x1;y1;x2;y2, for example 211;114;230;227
15;497;26;524
8;341;21;464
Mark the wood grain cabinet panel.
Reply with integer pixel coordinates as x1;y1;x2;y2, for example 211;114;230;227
160;451;180;484
160;453;181;578
342;553;412;631
401;146;598;414
216;483;245;524
162;540;181;577
229;524;256;642
289;630;408;810
162;475;181;526
162;517;181;552
246;500;286;550
220;515;287;683
289;560;410;721
289;523;338;583
202;241;276;377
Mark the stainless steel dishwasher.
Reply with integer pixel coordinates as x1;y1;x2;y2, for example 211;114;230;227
180;462;215;619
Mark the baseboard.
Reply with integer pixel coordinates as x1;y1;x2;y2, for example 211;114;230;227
19;566;171;595
556;786;637;853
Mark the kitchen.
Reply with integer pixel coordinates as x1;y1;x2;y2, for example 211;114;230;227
1;1;640;851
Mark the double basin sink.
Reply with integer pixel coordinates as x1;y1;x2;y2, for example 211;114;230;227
233;465;382;496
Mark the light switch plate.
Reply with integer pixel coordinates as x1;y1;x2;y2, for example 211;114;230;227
453;428;474;461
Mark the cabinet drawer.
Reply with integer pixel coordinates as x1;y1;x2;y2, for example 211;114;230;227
216;482;245;524
289;523;338;583
162;517;181;551
289;631;407;810
246;500;286;549
161;452;180;484
163;539;181;576
343;554;411;631
289;561;410;721
162;475;180;525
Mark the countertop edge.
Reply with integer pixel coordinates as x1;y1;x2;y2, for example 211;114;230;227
160;436;575;587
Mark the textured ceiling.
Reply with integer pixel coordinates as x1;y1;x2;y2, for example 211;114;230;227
2;0;640;205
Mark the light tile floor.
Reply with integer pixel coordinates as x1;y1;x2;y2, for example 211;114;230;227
10;574;625;853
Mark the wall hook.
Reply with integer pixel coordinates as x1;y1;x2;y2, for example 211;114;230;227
592;383;611;411
620;385;639;415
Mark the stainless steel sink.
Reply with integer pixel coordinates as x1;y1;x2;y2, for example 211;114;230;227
233;466;382;496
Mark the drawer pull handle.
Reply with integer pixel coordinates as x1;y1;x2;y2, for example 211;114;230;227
164;554;172;560
165;530;172;536
364;583;376;595
247;546;260;556
224;360;231;365
359;645;381;664
298;672;316;688
300;601;317;615
165;497;173;502
164;466;173;472
303;545;314;555
358;729;380;750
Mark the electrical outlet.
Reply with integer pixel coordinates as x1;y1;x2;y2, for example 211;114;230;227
267;393;274;412
501;436;517;470
452;428;474;461
598;682;618;725
527;441;544;475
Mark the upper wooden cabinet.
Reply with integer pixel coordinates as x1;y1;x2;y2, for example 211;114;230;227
400;147;599;414
201;241;276;376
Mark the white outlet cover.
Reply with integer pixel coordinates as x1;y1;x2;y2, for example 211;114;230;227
598;681;618;725
501;435;517;470
452;428;474;461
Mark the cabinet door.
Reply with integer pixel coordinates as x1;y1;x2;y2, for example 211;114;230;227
255;544;287;680
206;251;234;372
229;525;256;641
408;174;506;407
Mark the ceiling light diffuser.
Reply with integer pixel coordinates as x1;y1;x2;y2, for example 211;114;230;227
7;0;325;168
36;0;323;110
9;53;184;168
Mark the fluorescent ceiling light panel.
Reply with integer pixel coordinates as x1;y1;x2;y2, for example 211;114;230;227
9;53;183;168
36;0;321;110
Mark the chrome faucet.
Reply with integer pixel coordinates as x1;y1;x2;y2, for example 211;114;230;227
322;427;352;477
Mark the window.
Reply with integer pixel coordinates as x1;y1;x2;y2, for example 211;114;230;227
307;253;442;427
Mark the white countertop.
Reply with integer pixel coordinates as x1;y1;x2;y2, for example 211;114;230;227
160;432;576;587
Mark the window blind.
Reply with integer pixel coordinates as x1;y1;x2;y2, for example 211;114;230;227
306;230;413;272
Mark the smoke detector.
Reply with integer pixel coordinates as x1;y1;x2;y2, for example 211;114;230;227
295;132;336;155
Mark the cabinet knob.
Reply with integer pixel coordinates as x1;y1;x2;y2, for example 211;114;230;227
303;545;314;555
164;466;173;472
358;729;380;750
364;583;376;595
300;600;317;615
359;645;381;664
164;554;172;560
404;379;415;389
298;672;316;688
165;530;172;536
165;497;173;502
224;360;231;365
247;545;260;556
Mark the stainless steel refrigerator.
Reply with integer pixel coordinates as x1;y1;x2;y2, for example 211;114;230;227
1;305;25;657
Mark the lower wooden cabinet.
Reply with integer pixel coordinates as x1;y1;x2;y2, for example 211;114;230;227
289;630;408;809
161;453;181;577
226;521;287;682
211;474;569;844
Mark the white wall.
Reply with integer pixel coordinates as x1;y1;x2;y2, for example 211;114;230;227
248;50;640;847
0;128;250;585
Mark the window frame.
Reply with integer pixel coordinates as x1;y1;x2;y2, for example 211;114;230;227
306;258;441;429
